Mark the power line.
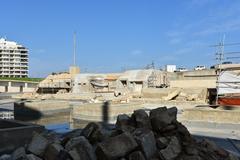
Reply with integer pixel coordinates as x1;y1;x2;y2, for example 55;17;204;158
225;51;240;54
226;57;240;59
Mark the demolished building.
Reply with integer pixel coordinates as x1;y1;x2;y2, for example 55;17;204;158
71;69;169;97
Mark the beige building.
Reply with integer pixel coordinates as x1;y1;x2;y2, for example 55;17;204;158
0;80;38;93
0;38;28;78
72;69;169;96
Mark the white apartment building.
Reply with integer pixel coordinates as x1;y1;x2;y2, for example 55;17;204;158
0;38;28;78
165;65;176;72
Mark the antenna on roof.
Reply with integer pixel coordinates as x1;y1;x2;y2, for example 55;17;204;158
73;32;76;66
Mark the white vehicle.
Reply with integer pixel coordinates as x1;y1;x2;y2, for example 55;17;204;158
175;67;188;72
194;65;206;70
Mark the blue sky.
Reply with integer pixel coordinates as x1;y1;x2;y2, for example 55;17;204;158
1;0;240;77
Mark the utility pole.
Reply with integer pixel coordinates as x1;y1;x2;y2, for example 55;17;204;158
210;35;240;105
215;35;225;66
215;35;225;105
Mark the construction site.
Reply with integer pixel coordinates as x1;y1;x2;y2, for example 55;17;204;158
0;60;238;159
1;36;240;159
1;10;240;160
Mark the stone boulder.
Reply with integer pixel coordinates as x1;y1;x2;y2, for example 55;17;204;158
116;114;135;133
131;109;152;129
11;147;27;160
81;122;105;144
128;151;145;160
159;136;181;160
96;133;138;159
27;133;49;157
44;143;63;160
133;129;157;159
68;136;96;160
156;137;169;150
26;154;42;160
150;107;173;132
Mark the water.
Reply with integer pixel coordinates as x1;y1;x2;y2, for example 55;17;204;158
45;123;71;133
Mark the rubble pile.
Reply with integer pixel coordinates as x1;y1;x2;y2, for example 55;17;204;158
1;107;239;160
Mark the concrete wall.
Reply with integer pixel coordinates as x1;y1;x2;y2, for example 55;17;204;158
72;102;144;123
181;108;240;124
142;88;179;99
14;100;71;125
170;79;216;88
0;81;38;93
168;69;217;88
14;100;70;113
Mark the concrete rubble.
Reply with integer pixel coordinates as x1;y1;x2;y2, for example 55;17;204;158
0;107;239;160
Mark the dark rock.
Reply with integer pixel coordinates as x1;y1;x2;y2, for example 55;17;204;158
150;107;173;132
185;146;198;156
11;147;27;160
61;129;82;146
116;114;131;127
156;137;169;150
167;107;177;123
215;148;228;158
44;143;63;160
44;131;61;144
228;153;239;160
109;129;122;137
128;151;145;160
159;136;181;160
68;136;96;160
133;129;157;159
26;154;42;160
65;136;87;151
179;155;203;160
81;122;105;144
56;150;73;160
132;109;152;129
198;139;231;159
176;122;192;143
118;125;135;133
116;114;135;133
27;132;49;157
200;139;220;151
0;155;11;160
161;124;176;133
95;133;138;160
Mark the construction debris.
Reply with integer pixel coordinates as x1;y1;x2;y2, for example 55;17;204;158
1;107;239;160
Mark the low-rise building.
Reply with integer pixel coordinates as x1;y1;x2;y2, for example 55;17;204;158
165;65;176;72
